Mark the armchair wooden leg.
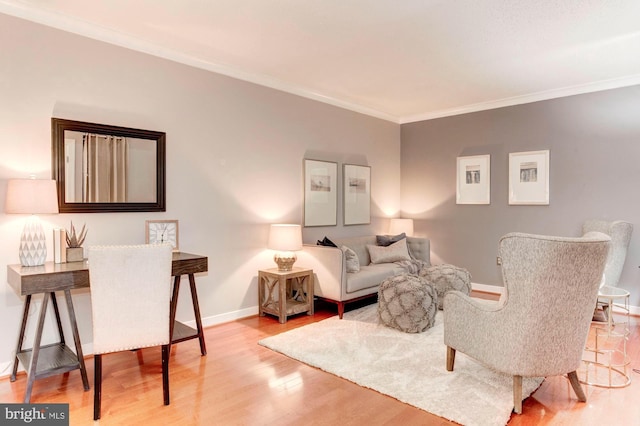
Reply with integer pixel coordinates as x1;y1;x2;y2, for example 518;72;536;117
567;371;587;402
513;375;523;414
446;346;456;371
94;354;102;421
162;344;170;405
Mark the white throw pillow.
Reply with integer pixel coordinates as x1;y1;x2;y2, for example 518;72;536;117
341;245;360;273
367;238;411;264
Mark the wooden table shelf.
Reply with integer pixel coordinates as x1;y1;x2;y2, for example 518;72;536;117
16;343;81;379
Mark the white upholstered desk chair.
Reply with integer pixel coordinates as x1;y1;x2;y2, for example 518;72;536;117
88;244;173;420
444;232;610;414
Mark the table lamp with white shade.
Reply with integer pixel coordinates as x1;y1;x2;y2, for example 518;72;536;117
268;224;303;271
5;179;59;266
389;218;414;237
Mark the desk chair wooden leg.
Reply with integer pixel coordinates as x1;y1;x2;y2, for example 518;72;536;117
162;344;170;405
94;354;102;420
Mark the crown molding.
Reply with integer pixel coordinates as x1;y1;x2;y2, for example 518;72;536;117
0;2;399;123
399;74;640;124
4;2;640;126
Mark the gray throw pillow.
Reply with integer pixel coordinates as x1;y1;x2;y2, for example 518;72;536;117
376;233;406;247
341;245;360;273
368;238;412;264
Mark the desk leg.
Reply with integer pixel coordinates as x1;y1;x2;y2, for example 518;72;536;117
188;274;207;356
11;295;31;382
63;290;90;391
50;293;65;345
169;275;181;348
24;293;50;403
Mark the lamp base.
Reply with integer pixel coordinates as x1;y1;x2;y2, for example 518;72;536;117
274;252;297;271
19;215;47;266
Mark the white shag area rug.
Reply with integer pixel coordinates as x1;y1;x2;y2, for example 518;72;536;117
259;305;543;426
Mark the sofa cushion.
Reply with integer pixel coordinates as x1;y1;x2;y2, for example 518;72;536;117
340;245;360;273
346;263;403;293
334;236;376;266
376;233;406;247
368;238;411;264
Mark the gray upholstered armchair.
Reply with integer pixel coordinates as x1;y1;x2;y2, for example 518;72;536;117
443;232;610;414
582;220;633;320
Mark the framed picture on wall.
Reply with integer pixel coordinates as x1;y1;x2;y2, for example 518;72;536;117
508;150;550;205
303;159;338;227
343;164;371;225
456;155;490;204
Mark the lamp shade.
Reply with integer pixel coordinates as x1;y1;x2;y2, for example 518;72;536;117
268;224;303;251
389;218;414;236
5;179;59;214
5;179;59;266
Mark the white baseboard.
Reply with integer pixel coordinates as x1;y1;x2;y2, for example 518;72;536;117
180;306;259;329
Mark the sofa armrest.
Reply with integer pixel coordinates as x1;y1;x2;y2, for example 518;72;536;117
298;245;345;301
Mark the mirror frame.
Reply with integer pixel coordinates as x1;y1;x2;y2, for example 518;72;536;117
52;118;166;213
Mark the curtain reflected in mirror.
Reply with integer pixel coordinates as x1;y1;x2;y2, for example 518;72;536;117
52;118;166;213
64;132;156;203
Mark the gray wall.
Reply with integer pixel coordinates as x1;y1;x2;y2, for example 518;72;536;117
401;86;640;307
0;13;400;372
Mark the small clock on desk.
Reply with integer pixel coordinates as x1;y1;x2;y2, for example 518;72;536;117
145;220;179;251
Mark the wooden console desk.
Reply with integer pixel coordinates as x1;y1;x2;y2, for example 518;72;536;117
7;251;208;403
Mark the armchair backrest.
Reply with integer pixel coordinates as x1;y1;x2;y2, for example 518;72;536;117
88;244;173;354
582;220;632;287
498;232;610;374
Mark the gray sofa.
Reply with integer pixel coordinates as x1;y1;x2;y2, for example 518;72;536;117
299;236;431;318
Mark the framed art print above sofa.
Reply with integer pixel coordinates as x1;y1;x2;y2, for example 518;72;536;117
303;159;338;227
343;164;371;225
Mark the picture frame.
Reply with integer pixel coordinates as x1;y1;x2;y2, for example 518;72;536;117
508;150;550;205
303;159;338;227
145;219;179;251
456;155;490;205
343;164;371;225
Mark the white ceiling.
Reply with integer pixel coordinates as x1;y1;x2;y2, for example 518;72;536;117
3;0;640;123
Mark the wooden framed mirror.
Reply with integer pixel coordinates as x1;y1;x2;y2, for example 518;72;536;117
52;118;166;213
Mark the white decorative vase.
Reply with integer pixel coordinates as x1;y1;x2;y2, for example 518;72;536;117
19;215;47;266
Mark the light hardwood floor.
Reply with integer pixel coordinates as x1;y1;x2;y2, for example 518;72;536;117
1;295;639;425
